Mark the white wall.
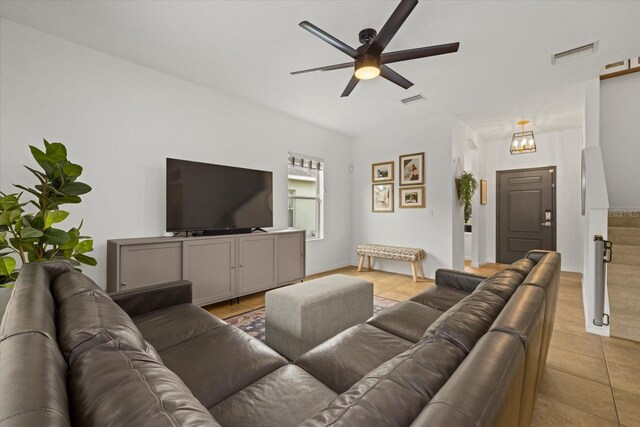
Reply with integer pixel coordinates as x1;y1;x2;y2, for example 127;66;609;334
600;72;640;210
481;128;584;272
0;19;353;285
349;116;461;279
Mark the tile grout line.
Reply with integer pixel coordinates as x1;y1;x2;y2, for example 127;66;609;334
600;336;622;426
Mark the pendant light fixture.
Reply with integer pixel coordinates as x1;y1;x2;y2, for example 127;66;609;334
510;120;537;154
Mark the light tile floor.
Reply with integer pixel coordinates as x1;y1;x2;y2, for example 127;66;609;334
205;262;640;426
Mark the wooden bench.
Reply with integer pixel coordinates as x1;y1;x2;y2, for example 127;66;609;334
356;244;427;282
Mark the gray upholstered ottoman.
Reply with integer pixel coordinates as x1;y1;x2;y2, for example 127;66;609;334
265;274;373;361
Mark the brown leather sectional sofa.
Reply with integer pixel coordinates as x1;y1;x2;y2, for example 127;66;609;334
0;250;560;427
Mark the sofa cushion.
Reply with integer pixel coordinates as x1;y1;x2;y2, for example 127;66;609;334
210;365;337;427
300;339;466;427
490;285;546;427
52;271;107;304
159;325;287;408
474;270;525;302
133;304;227;351
69;344;220;427
0;264;57;342
295;324;413;393
0;332;70;427
366;301;444;342
420;289;507;354
411;332;525;427
409;285;470;311
57;290;148;364
504;258;536;278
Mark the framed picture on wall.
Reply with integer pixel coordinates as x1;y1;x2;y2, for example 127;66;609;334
480;179;487;205
372;184;394;213
399;186;425;208
371;161;394;183
399;152;424;186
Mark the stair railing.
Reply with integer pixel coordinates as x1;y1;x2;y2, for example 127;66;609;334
593;235;612;326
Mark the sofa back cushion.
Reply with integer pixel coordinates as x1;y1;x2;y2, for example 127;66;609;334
0;262;73;427
420;289;506;353
57;290;148;364
491;285;545;427
300;338;466;427
411;332;525;427
52;270;107;304
69;344;221;427
520;251;561;392
0;332;71;427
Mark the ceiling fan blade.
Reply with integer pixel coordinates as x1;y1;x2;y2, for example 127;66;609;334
381;42;460;64
341;75;360;97
290;61;354;75
299;21;359;58
368;0;418;54
379;65;413;89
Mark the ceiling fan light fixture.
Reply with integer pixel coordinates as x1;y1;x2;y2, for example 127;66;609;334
354;56;380;80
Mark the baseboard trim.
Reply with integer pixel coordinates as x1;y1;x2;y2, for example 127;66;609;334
306;261;352;277
585;323;610;337
561;266;583;273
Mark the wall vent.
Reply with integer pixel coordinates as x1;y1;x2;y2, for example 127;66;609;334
552;41;598;64
401;94;426;105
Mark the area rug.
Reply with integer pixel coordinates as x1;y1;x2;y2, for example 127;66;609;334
225;296;398;343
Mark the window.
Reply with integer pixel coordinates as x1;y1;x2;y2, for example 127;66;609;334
288;154;324;240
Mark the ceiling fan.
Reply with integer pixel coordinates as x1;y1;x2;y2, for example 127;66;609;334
291;0;460;97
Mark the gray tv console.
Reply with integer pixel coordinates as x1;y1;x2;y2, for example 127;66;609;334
107;229;305;306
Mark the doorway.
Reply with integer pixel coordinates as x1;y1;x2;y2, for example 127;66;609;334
496;166;556;264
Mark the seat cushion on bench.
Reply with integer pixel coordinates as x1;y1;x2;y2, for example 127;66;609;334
159;326;287;408
356;244;426;262
210;365;337;427
367;301;444;343
410;285;470;312
133;304;227;352
295;324;413;394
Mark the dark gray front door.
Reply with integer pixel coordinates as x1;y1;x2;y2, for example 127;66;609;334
497;166;556;264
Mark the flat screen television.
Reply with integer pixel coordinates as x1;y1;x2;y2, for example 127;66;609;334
166;158;273;232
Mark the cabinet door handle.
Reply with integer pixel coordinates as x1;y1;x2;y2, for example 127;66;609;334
121;282;127;287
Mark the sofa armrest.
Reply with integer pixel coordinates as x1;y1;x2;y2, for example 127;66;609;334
435;269;487;293
109;280;192;318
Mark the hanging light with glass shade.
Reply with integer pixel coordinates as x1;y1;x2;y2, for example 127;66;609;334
510;120;537;154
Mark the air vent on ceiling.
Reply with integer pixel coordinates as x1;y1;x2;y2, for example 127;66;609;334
552;41;598;64
401;94;426;105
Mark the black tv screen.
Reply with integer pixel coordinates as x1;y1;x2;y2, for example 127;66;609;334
166;158;273;232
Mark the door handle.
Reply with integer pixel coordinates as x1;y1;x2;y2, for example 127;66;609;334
541;221;552;227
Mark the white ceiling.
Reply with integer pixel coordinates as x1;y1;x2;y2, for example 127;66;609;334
1;1;639;140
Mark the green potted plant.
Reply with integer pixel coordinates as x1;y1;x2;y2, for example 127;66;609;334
456;171;478;224
0;139;96;287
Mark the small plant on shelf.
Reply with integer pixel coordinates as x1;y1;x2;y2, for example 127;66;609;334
456;171;478;224
0;139;96;287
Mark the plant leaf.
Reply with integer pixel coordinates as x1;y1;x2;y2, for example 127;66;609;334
0;212;10;226
44;210;69;229
45;142;67;162
62;163;83;177
29;146;55;176
41;228;70;245
73;253;97;266
74;239;93;254
59;182;91;196
19;227;44;239
0;256;16;276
